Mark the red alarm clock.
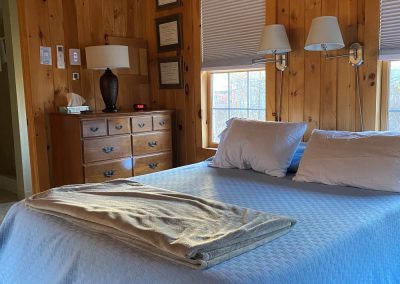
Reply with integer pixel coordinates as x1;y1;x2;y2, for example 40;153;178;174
134;104;147;111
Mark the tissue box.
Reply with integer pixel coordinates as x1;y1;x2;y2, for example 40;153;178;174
59;106;90;114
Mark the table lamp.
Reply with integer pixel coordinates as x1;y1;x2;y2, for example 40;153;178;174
85;45;130;112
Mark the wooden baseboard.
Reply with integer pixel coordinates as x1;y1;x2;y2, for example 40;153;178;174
0;175;17;194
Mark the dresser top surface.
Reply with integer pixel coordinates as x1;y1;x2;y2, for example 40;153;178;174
51;109;173;119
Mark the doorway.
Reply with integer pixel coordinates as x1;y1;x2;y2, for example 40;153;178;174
0;0;32;201
0;4;17;203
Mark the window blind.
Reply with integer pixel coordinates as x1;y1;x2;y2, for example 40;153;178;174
380;0;400;60
201;0;265;69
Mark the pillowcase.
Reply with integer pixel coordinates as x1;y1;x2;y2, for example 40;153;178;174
293;129;400;192
210;118;307;177
287;142;307;173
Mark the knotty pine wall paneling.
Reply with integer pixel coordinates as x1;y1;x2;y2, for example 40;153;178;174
145;0;380;165
18;0;148;193
144;0;199;166
266;0;380;136
18;0;381;193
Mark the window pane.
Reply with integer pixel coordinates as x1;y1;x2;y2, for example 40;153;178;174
230;72;248;108
212;73;229;108
212;109;230;144
210;70;266;144
389;61;400;131
388;112;400;132
230;109;248;119
249;71;266;109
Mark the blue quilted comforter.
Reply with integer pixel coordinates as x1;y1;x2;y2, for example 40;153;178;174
1;162;400;283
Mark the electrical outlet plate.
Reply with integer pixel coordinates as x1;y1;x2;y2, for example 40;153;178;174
72;73;80;80
69;48;81;66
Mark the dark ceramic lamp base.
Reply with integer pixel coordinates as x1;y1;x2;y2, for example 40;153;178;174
100;68;119;113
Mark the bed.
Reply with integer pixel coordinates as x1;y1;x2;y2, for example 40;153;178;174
1;161;400;283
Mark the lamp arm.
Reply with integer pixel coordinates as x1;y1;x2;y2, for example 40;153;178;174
253;53;288;72
252;58;277;65
322;43;364;66
324;53;350;59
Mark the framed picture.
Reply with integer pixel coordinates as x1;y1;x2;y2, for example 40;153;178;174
158;57;183;89
156;0;181;10
156;14;182;52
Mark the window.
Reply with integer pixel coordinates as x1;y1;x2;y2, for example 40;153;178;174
208;69;266;146
388;61;400;131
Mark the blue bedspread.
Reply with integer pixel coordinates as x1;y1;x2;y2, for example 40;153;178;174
1;162;400;283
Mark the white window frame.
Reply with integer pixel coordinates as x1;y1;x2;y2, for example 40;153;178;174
206;68;266;148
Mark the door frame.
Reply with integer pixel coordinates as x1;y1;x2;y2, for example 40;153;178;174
1;0;32;198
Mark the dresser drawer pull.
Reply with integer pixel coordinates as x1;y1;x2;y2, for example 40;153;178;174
159;121;166;126
148;163;158;170
102;146;114;154
115;125;123;130
103;170;115;178
148;141;158;148
90;127;99;132
138;122;146;128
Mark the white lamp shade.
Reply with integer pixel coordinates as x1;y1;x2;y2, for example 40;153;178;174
258;24;291;55
305;16;345;51
85;45;130;70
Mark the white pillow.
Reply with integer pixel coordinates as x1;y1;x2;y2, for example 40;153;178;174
293;129;400;192
210;118;307;177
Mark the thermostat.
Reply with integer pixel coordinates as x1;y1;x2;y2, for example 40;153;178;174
56;45;65;69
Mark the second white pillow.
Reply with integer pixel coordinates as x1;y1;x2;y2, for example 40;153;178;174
293;129;400;192
210;119;307;177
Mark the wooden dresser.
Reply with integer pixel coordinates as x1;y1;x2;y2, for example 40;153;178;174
50;110;173;186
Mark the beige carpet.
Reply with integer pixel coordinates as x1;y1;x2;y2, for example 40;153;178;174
0;202;15;224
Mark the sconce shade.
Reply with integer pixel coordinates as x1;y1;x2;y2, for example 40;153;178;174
85;45;130;70
258;24;291;55
305;16;345;51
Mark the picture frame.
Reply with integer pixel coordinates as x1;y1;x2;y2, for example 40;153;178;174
156;14;182;52
158;56;183;89
156;0;182;10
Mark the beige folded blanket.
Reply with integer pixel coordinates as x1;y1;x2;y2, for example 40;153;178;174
25;179;296;269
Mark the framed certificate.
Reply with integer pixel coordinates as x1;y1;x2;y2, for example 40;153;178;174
156;14;182;52
158;57;183;89
156;0;181;10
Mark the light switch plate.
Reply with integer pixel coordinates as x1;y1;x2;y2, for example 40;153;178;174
56;45;65;69
40;46;52;65
69;48;81;66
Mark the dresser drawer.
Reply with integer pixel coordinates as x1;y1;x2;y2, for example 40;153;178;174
132;131;172;155
108;117;131;135
153;115;171;131
131;116;152;133
82;119;107;138
84;158;133;183
83;135;132;163
133;152;172;176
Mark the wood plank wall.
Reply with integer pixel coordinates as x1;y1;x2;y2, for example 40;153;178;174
18;0;147;192
145;0;381;165
266;0;380;138
17;0;381;192
144;0;201;166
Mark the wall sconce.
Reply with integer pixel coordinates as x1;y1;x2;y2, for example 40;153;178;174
253;24;292;121
305;16;365;130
